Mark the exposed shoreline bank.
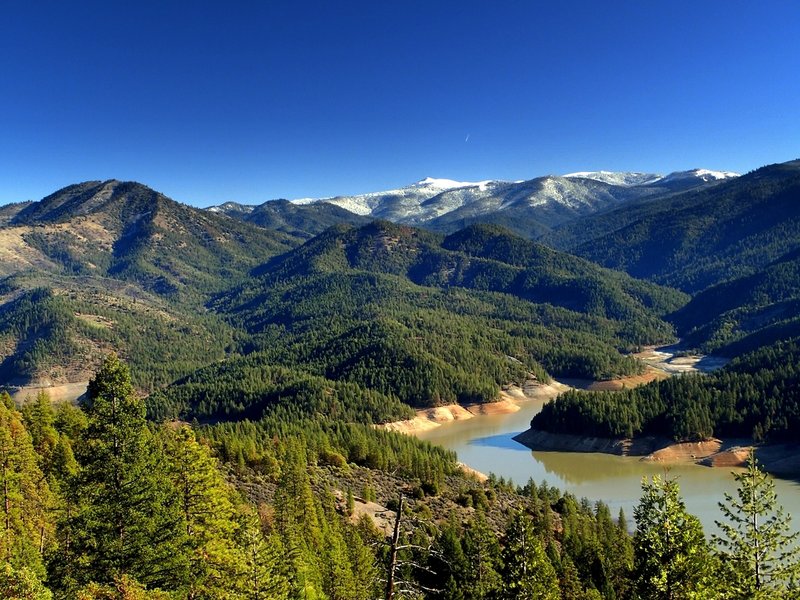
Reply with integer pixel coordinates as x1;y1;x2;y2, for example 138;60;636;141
377;380;569;435
512;428;800;476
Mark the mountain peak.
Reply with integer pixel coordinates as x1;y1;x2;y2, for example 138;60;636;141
659;169;739;183
562;171;664;186
564;169;739;187
413;177;489;190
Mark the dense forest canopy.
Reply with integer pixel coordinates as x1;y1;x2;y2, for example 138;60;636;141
532;338;800;442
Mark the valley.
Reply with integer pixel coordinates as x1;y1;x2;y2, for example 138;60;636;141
2;159;800;598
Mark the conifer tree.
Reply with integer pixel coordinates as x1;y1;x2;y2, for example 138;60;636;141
714;451;800;598
633;475;712;599
237;515;290;600
21;391;58;472
0;398;54;577
60;354;189;591
162;426;243;598
500;511;559;600
461;511;503;600
0;562;52;599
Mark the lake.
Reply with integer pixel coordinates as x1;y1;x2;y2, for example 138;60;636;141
417;395;800;535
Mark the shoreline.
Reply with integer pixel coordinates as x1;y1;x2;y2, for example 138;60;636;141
512;427;800;475
377;380;569;435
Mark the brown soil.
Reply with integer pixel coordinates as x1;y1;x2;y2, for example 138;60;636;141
10;381;89;405
379;379;568;435
512;429;669;456
458;462;489;483
643;439;723;462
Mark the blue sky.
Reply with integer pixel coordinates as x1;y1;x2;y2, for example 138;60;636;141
1;1;798;207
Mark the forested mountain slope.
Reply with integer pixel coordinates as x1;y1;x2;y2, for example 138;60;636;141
0;180;300;388
670;249;800;356
6;180;298;298
211;198;372;239
150;222;688;418
547;159;800;293
532;337;800;443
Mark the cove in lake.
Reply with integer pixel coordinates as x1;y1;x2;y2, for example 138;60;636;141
417;396;800;535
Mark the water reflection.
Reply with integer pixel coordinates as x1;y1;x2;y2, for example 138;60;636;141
468;433;531;451
418;400;800;534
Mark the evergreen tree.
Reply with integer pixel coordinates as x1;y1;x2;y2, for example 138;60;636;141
500;512;559;600
59;355;189;591
633;475;713;599
75;574;173;599
237;515;290;600
21;391;58;473
162;426;244;598
713;451;800;598
0;561;52;599
0;398;54;578
461;512;503;600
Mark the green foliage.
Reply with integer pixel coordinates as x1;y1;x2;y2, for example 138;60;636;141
500;511;559;600
59;355;190;591
533;338;800;442
0;398;54;578
192;221;683;414
672;250;800;356
633;475;713;599
0;562;52;599
714;451;800;598
203;416;458;487
161;426;244;598
0;288;81;382
562;159;800;293
147;358;414;423
74;575;173;599
0;285;238;391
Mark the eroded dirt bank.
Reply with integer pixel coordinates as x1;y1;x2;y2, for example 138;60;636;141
378;380;569;435
513;429;800;475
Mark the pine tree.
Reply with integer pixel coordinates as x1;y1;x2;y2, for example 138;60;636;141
237;515;290;600
21;391;58;473
60;354;189;591
633;474;713;600
0;560;52;599
713;450;800;598
500;511;559;600
162;426;243;598
0;398;54;578
461;512;502;600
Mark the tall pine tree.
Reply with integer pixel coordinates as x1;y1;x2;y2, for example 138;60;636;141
633;475;713;599
59;355;189;592
0;394;54;578
714;451;800;598
500;511;559;600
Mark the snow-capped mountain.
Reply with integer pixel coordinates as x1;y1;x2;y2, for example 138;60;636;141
208;168;739;239
563;171;663;186
291;177;499;218
657;169;739;184
288;169;737;228
564;169;738;187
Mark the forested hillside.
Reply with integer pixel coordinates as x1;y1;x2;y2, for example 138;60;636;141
670;249;800;356
4;355;797;598
158;221;686;418
547;159;800;293
532;338;800;442
212;198;371;238
0;180;300;388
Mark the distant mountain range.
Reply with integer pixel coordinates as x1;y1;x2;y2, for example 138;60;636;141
208;169;738;239
4;158;800;396
552;160;800;292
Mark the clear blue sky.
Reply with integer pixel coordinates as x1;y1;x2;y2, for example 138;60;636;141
1;1;798;207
